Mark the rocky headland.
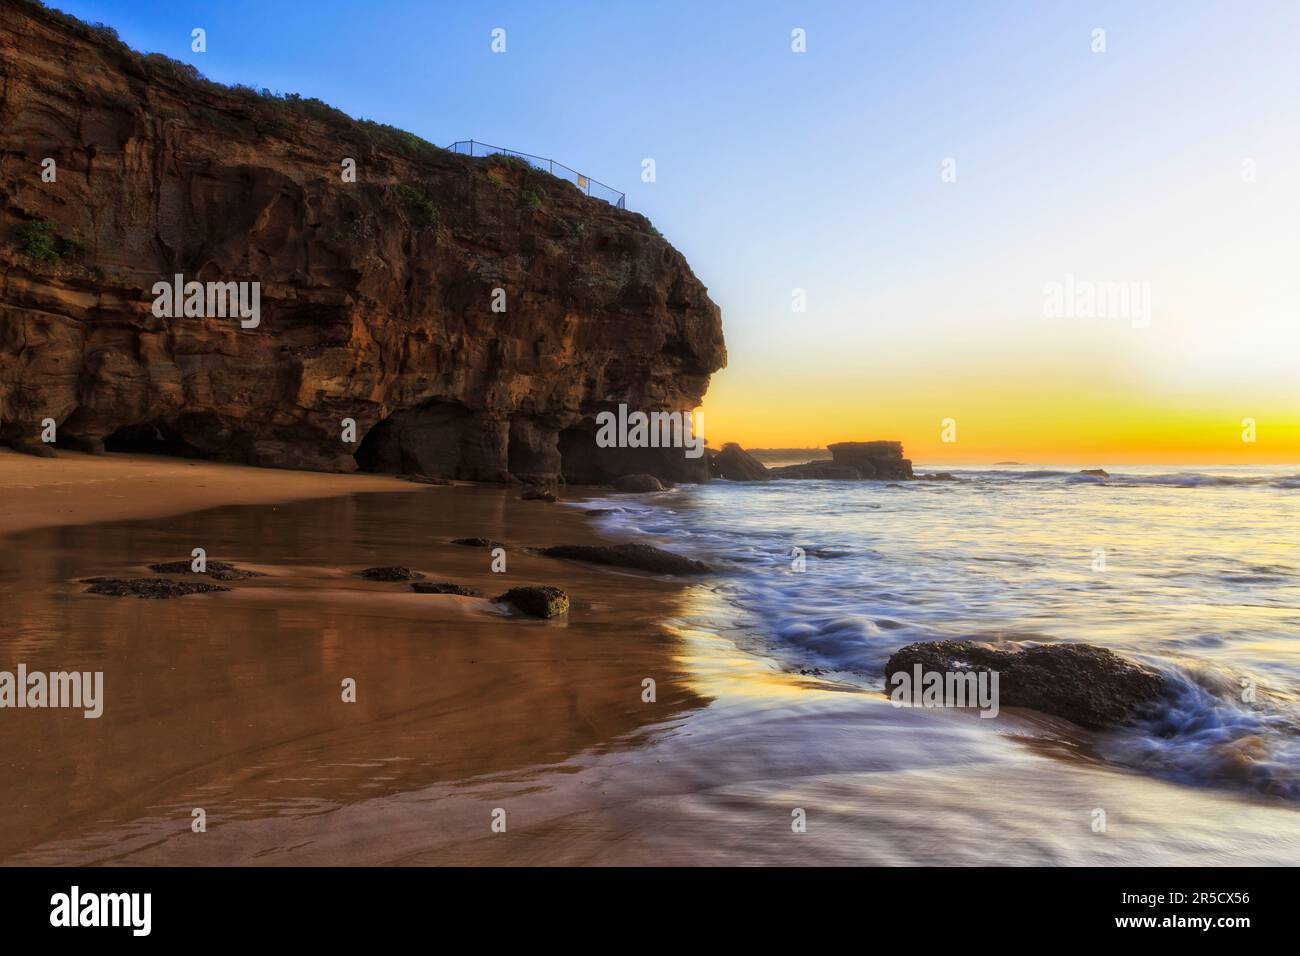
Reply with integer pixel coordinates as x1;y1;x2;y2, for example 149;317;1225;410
0;1;724;485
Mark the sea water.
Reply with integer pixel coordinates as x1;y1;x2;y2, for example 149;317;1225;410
588;464;1300;801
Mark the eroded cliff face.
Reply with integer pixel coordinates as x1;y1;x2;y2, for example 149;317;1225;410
0;2;725;482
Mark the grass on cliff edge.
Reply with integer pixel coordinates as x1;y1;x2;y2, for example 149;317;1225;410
21;0;445;165
20;0;648;234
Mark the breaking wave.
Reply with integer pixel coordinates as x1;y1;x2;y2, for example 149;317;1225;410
584;462;1300;798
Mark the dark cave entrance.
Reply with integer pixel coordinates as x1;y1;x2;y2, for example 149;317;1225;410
352;402;474;476
558;419;604;484
102;422;205;458
353;417;399;473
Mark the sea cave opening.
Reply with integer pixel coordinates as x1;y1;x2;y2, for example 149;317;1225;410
102;422;205;458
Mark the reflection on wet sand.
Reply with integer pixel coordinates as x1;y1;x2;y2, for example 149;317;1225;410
4;460;1299;866
0;486;710;864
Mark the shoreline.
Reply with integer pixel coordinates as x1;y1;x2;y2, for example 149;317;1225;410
3;450;1297;866
0;448;423;539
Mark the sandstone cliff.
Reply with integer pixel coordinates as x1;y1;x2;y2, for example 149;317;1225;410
0;1;725;482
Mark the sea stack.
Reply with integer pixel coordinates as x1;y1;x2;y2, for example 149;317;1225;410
765;441;914;480
826;441;913;480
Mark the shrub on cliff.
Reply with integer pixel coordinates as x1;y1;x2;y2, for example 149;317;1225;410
141;52;203;84
392;184;440;228
22;3;131;55
488;153;532;173
355;122;444;162
18;219;58;262
17;218;83;264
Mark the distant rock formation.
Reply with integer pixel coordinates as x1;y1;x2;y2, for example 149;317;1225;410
758;440;915;480
0;1;725;484
825;441;913;480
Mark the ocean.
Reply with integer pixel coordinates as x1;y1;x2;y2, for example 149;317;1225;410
587;464;1300;805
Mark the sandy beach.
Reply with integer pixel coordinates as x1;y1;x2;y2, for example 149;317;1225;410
0;449;706;865
0;449;418;537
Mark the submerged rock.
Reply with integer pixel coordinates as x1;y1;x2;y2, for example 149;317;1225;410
82;577;231;599
883;640;1168;729
802;547;852;558
611;474;668;492
540;543;710;575
357;566;425;581
916;472;957;481
710;443;771;481
495;586;569;618
451;537;502;548
521;489;559;502
148;560;265;581
410;581;479;596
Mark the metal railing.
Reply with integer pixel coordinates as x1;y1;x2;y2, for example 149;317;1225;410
447;140;626;209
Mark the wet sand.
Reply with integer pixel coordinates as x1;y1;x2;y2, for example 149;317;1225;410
2;451;1297;866
0;451;704;864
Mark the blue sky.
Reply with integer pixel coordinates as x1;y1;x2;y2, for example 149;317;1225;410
44;0;1300;457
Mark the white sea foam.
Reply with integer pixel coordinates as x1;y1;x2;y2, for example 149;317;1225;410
590;464;1300;797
